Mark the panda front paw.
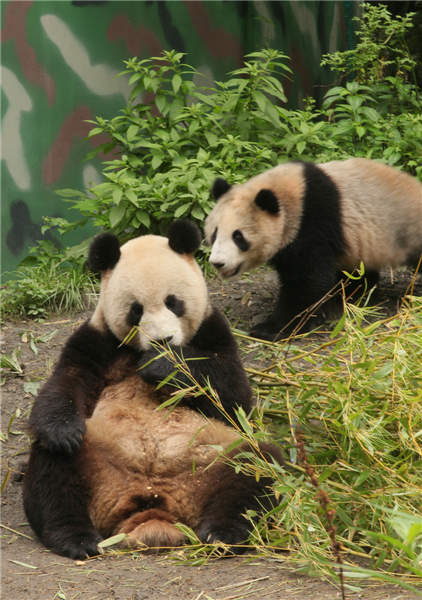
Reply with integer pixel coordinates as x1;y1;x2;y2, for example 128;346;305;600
249;319;289;342
138;348;174;384
195;521;250;555
37;413;86;455
49;528;103;560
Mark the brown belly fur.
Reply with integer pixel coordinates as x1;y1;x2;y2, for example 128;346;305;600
80;373;241;546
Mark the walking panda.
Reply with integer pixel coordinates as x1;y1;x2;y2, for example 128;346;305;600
205;159;422;341
23;221;282;559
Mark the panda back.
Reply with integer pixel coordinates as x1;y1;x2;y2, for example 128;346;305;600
320;159;422;270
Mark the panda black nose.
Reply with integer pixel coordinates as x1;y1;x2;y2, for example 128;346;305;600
211;262;225;269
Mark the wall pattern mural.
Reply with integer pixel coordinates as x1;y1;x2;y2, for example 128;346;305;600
1;0;356;276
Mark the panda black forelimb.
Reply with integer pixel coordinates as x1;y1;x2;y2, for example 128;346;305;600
138;307;253;424
23;440;103;559
28;321;131;454
251;241;339;341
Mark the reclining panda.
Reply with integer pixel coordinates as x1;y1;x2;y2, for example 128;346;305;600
205;158;422;341
23;220;282;559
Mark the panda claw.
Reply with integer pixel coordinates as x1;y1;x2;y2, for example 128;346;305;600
38;415;86;455
51;530;103;560
249;326;284;342
196;522;250;551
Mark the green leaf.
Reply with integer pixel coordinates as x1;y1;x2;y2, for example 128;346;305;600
0;350;23;374
172;73;182;94
360;106;380;122
8;560;37;569
174;203;191;218
336;507;355;528
188;120;200;136
98;533;128;548
136;210;150;229
86;127;104;138
204;131;218;146
347;96;363;111
253;89;267;113
112;187;123;205
152;155;163;170
194;92;215;106
155;92;166;114
331;313;347;338
126;124;139;142
109;203;126;228
125;190;138;205
296;141;306;154
235;407;252;435
225;438;245;453
128;72;142;86
170;128;179;143
23;381;41;396
324;86;346;98
169;97;184;123
354;469;372;487
264;101;281;127
356;125;366;139
54;189;82;198
18;255;37;268
190;205;205;221
319;464;337;483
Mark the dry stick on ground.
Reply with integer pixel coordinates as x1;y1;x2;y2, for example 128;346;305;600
295;429;346;600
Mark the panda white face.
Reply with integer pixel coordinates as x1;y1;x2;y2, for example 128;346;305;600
204;184;286;280
91;235;209;351
205;164;308;279
208;224;252;280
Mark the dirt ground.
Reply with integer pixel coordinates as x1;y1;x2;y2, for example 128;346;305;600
1;266;422;600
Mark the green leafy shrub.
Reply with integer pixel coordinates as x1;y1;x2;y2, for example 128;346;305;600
321;3;420;113
1;217;97;318
62;48;293;239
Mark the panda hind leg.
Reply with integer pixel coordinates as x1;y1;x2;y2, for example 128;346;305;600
195;444;281;554
23;441;102;559
117;509;185;551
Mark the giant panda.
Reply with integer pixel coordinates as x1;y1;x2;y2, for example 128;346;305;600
204;158;422;341
23;220;282;560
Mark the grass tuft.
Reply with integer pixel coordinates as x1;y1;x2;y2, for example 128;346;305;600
1;262;98;319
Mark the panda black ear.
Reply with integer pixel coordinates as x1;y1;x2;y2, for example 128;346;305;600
255;189;279;215
212;178;231;200
88;233;121;272
167;220;202;255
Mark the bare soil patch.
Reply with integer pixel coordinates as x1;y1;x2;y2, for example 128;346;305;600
1;267;421;600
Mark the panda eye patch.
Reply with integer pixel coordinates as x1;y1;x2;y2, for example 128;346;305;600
232;230;250;252
127;301;144;327
165;295;185;317
211;227;218;245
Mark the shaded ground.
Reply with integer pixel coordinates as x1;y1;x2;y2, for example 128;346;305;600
1;266;421;600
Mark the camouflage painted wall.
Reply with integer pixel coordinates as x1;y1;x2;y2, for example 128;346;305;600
1;0;358;277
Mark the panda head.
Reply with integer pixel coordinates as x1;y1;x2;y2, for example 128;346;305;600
204;164;306;279
88;220;210;351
